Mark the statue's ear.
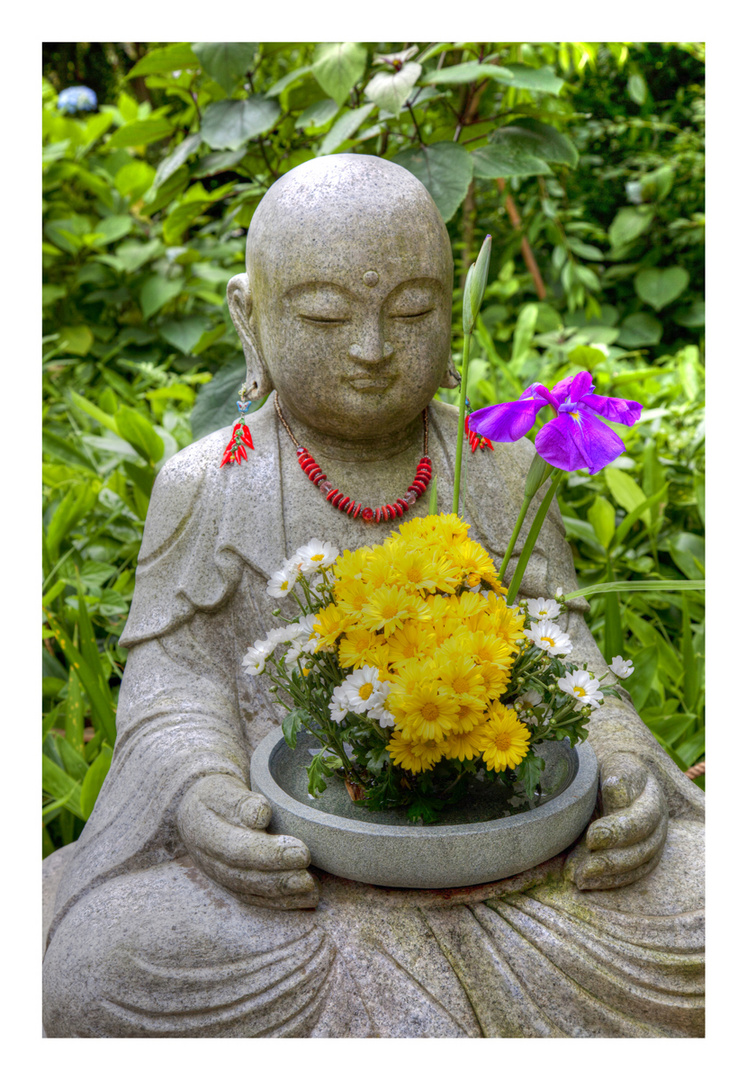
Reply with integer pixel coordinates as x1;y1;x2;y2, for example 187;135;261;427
226;274;274;400
440;360;461;390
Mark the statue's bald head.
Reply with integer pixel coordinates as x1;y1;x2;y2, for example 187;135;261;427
246;155;453;301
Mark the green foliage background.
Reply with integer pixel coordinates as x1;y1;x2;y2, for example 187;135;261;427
42;41;705;856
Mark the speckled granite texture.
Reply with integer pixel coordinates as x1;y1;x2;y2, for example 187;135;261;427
42;155;704;1038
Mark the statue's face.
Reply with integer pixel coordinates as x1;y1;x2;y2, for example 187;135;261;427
245;157;454;440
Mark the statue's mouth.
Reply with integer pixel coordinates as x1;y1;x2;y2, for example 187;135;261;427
347;375;394;391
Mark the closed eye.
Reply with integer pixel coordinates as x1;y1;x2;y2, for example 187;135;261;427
391;309;434;320
299;315;350;325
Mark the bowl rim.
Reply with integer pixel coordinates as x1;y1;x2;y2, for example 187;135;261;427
250;727;599;839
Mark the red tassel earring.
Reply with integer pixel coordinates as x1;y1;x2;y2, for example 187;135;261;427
465;401;494;454
220;384;255;467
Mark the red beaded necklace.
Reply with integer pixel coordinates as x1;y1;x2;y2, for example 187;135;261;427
274;395;432;525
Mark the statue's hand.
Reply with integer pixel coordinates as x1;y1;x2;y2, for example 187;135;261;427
565;752;668;890
176;774;319;909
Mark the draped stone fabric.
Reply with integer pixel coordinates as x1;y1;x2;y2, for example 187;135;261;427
42;399;704;1038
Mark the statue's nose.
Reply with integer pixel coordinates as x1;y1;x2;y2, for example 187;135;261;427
349;322;393;363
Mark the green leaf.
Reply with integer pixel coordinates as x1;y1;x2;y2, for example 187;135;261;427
608;206;655;249
675;729;705;769
107;117;174;148
139;274;184;320
605;468;651;527
152;132;202;189
266;65;314;97
190;360;253;441
42;754;84;820
364;63;421;114
494;63;565;95
64;667;86;752
511;303;538;363
623;644;659;711
668;533;705;580
58;737;89;783
603;590;623;664
673;300;705;328
80;746;113;820
616;312;663;348
282;707;310;750
421;60;514;85
92;214;133;246
392;141;473;223
588;495;616;549
628;73;648;104
611;485;668;549
471;134;552;179
159;316;212;355
514;750;545;800
319;103;375;155
295;98;339;130
58;325;94;356
105;238;163;274
69;390;119;434
115;160;156;200
201;97;281;150
313;43;368;106
127;43;199;78
565;579;704;601
45;483;100;562
42;284;67;307
306;750;332;796
634;267;690;311
192;42;258;95
116;407;164;466
44;612;116;746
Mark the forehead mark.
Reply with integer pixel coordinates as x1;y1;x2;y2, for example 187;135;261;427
363;270;379;287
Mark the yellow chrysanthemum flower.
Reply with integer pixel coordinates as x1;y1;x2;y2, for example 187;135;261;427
389;682;459;743
395;517;433;544
478;662;511;701
430;513;471;547
386;731;444;773
388;656;437;697
452;539;499;585
476;705;531;772
364;547;400;590
334;577;370;618
388;549;460;595
467;630;516;669
360;584;429;636
333;546;372;582
436;652;487;703
337;627;389;670
313;603;351;650
441;724;488;762
485;599;527;647
431;615;463;647
450;698;488;734
385;622;436;667
451;591;489;619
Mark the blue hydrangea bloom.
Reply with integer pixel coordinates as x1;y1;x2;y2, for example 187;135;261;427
57;86;98;114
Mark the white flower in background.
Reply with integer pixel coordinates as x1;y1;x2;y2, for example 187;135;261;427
368;703;395;728
557;669;603;709
267;564;298;599
329;684;351;723
610;655;635;679
339;666;392;715
525;620;573;657
512;688;546;725
294;538;339;573
242;638;273;675
526;596;562;621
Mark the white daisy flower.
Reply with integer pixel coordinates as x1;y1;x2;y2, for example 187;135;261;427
609;655;634;679
339;666;391;715
525;620;573;657
294;538;339;573
267;565;298;599
557;669;604;709
329;685;351;723
526;596;562;621
242;638;273;675
368;703;395;728
512;689;546;725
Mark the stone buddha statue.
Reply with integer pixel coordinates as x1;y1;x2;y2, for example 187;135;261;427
42;154;704;1038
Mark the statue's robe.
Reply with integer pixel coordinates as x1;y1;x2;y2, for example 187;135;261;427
42;399;704;1038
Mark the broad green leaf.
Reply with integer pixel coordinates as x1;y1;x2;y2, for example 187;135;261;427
319;103;375;155
83;111;113;144
511;303;538;363
608;206;655;249
634;266;689;311
68;561;116;589
42;284;67;307
192;42;258;95
628;73;648;104
58;325;94;357
105;238;163;275
139;274;184;320
392;141;473;223
675;729;705;769
471;137;552;179
266;65;314;97
115;160;156;200
421;60;513;86
152;132;202;189
45;483;100;562
611;485;668;549
364;62;421;114
107;117;174;148
116;407;165;466
162;199;213;245
313;43;368;106
58;737;89;783
191;360;253;441
605;468;651;527
623;644;659;711
588;495;616;549
192;148;248;177
603;590;623;664
159;316;212;355
494;63;565;95
506;118;578;167
201;97;281;150
69;390;119;434
616;312;662;348
127;43;199;78
80;746;113;820
282;707;310;750
674;300;705;328
677;345;701;401
91;214;133;246
680;596;699;713
668;533;705;580
45;215;92;254
295;98;339;130
42;755;84;820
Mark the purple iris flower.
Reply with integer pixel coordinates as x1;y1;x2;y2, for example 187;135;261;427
468;371;642;475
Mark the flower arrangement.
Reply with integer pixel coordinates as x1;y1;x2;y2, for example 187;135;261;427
244;518;632;823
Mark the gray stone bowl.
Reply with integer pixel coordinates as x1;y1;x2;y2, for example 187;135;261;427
251;729;598;889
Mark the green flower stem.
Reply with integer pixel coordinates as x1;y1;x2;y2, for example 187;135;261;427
498;495;533;585
505;468;563;607
452;332;472;515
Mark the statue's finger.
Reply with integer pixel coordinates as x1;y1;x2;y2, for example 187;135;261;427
193;851;319;906
586;774;666;851
599;752;648;812
574;816;667;890
197;774;273;830
186;805;310;870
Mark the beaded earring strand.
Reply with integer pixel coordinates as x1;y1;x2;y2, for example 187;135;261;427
274;395;432;524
